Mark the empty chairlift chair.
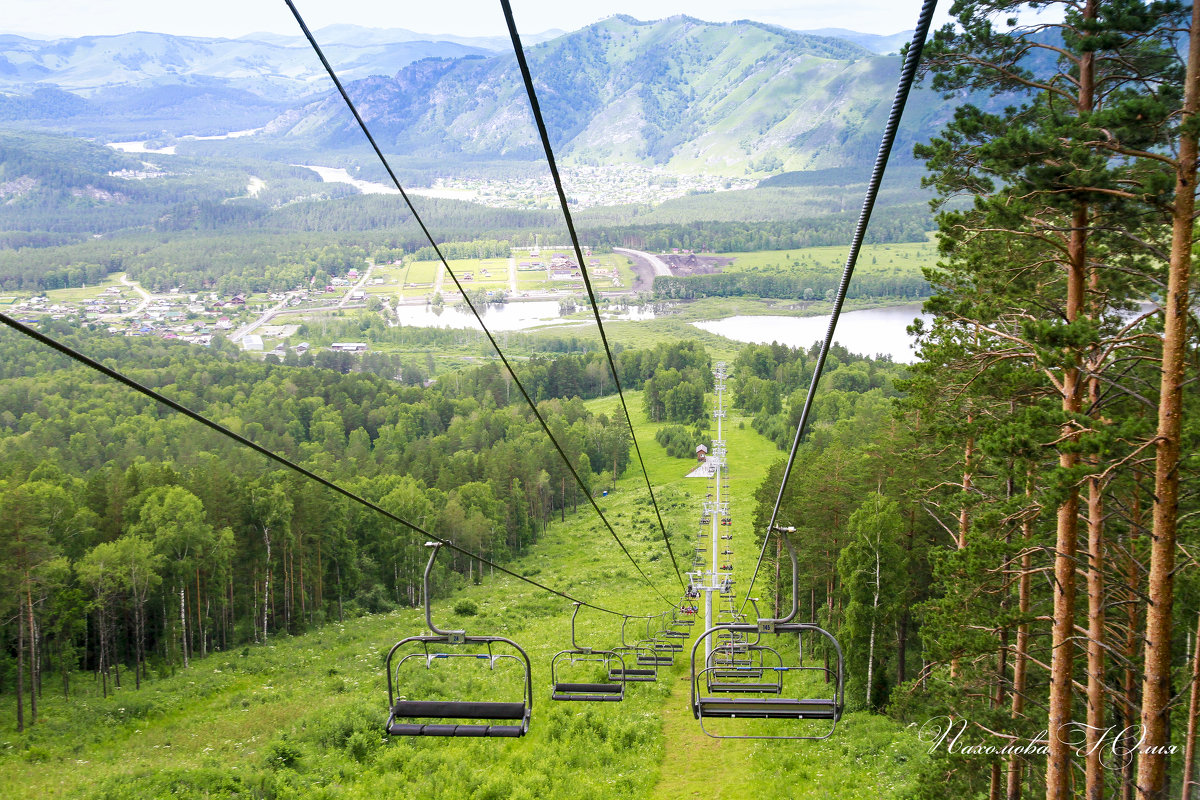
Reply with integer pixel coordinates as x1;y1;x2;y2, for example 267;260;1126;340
690;528;844;740
609;615;659;682
550;603;626;702
384;542;532;738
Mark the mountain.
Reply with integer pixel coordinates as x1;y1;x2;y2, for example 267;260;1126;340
298;24;567;51
264;15;951;176
0;31;492;98
796;28;914;54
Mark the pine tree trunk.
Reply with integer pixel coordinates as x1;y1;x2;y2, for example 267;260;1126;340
1048;6;1096;796
1180;611;1200;800
1008;514;1033;800
1123;523;1141;800
1086;468;1106;800
1139;6;1199;796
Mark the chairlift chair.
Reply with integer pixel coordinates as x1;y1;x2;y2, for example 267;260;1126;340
385;543;532;738
690;529;844;740
635;639;675;666
608;617;658;682
550;603;626;702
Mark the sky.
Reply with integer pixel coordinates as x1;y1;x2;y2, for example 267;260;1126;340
3;0;949;40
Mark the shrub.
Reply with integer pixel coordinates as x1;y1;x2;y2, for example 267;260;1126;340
453;599;479;616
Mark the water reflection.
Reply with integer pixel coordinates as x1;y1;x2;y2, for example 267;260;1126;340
395;300;656;331
692;304;932;363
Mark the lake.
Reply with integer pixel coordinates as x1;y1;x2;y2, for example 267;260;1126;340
692;304;932;363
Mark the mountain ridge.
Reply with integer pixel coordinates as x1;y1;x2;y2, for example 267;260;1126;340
262;16;946;176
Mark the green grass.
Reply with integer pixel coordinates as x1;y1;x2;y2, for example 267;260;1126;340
40;272;130;304
0;390;930;799
717;239;937;283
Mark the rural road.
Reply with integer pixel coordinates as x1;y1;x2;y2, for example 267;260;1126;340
614;247;673;277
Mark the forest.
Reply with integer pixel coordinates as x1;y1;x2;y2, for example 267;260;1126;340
0;329;720;711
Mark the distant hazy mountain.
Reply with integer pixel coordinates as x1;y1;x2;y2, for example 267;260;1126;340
274;24;568;51
0;19;954;169
796;28;914;54
0;30;491;98
264;15;951;175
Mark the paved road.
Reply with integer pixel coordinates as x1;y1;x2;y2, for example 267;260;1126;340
433;262;446;296
614;247;673;277
231;296;289;342
338;262;373;308
113;274;152;318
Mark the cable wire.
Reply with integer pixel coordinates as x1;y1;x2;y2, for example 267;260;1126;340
500;0;686;591
739;0;940;610
0;312;662;619
284;0;677;609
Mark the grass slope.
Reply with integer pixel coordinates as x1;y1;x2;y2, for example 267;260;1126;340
1;392;928;799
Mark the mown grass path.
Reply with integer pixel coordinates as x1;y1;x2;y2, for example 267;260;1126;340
649;666;755;799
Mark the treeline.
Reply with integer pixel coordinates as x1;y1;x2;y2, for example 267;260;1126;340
577;212;933;253
0;327;710;731
409;239;512;261
729;341;905;450
652;270;931;301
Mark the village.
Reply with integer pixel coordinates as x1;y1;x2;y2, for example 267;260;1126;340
0;243;647;357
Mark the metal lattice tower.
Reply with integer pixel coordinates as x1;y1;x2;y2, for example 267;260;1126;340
701;362;731;662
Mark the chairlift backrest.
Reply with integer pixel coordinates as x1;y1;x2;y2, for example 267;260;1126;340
689;529;844;741
385;543;532;737
550;603;626;702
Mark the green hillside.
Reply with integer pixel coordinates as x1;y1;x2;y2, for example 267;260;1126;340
271;16;950;177
0;380;930;799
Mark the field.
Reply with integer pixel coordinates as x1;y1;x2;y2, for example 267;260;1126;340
719;238;938;277
0;390;931;799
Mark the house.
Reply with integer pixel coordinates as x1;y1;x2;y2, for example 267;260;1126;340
293;342;310;354
331;342;368;352
547;256;579;281
696;444;708;462
241;335;264;351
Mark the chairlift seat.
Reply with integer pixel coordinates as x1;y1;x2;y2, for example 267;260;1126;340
638;654;674;665
387;700;528;737
711;668;763;679
706;682;782;694
552;682;623;702
694;697;838;720
609;667;656;682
